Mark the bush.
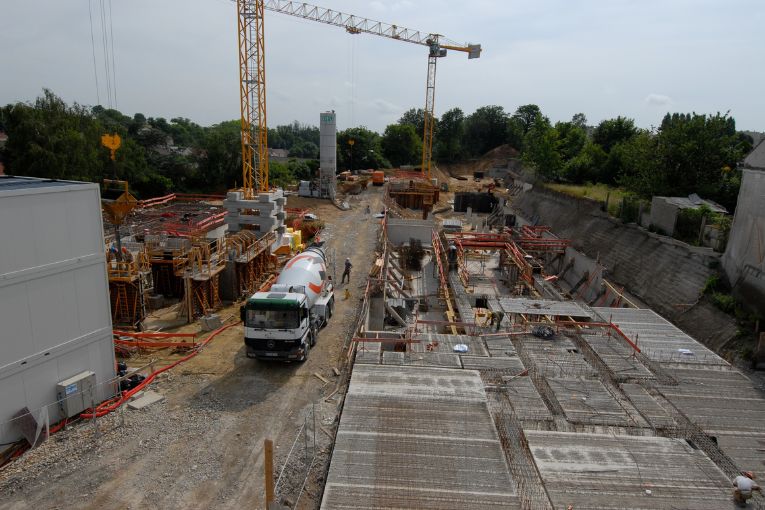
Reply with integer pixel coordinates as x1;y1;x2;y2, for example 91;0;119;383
711;292;736;313
702;275;719;295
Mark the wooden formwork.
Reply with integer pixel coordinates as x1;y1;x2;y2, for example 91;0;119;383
227;231;277;299
386;179;439;218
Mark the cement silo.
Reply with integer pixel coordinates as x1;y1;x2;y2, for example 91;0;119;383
319;111;337;200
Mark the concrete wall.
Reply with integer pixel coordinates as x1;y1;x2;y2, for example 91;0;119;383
0;178;116;442
386;219;434;247
722;169;765;314
512;187;738;350
650;196;679;235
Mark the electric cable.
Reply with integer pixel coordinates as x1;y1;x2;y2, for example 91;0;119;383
87;0;101;105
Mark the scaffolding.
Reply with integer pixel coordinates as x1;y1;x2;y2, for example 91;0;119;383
106;245;151;329
227;230;277;299
178;237;227;320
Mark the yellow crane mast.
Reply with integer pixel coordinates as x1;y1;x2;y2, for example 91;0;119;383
239;0;480;187
237;0;269;198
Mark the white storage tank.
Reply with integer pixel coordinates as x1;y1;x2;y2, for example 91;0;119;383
0;176;116;443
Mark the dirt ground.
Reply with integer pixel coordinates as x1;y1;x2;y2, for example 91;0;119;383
0;187;384;510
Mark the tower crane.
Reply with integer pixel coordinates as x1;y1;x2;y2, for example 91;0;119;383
236;1;481;197
236;0;269;198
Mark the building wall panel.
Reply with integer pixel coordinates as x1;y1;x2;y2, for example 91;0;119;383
0;177;115;443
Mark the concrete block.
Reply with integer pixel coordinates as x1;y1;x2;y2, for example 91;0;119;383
200;314;223;331
127;390;165;410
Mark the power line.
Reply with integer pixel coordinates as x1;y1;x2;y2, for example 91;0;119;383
99;0;112;108
87;0;101;105
107;0;118;108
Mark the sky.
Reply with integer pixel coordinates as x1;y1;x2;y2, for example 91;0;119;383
1;0;764;133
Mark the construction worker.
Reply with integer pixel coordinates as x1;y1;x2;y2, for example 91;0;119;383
733;472;761;506
494;310;505;331
341;257;352;283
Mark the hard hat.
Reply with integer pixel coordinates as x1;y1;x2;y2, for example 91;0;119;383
346;257;351;262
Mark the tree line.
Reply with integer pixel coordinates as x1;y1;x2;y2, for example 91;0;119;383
0;90;755;210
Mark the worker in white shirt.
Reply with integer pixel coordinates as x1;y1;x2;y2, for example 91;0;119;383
733;471;761;506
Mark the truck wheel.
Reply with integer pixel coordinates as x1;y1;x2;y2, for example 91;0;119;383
328;300;334;318
301;342;310;362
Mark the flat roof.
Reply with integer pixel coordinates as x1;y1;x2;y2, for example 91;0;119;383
0;175;93;192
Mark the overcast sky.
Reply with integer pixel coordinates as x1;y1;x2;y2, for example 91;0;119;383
1;0;764;133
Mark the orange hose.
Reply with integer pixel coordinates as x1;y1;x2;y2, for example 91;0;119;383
81;322;239;419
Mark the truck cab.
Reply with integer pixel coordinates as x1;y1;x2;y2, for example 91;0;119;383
241;291;317;361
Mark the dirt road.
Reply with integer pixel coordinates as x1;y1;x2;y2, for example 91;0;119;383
0;187;383;510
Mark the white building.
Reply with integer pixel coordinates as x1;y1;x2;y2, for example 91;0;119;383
0;176;116;444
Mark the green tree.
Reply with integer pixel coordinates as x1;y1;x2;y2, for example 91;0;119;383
201;120;242;191
571;113;588;129
2;90;104;181
434;107;465;162
511;104;544;135
554;121;587;162
381;124;421;167
562;141;607;183
592;116;638;153
398;108;427;139
337;127;388;171
650;112;746;208
507;116;525;151
617;131;662;197
522;115;562;180
464;105;508;156
288;140;319;159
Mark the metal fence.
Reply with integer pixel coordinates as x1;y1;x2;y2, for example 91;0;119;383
0;374;131;464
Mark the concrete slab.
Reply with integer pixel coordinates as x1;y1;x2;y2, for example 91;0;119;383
320;365;520;509
526;431;732;509
499;297;595;319
592;307;727;366
127;390;165;410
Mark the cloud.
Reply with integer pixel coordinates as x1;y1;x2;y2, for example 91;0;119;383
368;0;413;12
371;98;401;115
644;93;673;107
392;1;414;11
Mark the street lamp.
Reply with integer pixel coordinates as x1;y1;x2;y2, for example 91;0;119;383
348;138;355;173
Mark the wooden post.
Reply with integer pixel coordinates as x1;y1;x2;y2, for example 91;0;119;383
264;439;275;509
698;214;707;246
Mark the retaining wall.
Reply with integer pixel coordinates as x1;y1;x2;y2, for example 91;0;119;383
512;187;738;350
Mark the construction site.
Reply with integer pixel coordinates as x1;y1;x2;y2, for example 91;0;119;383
2;1;765;510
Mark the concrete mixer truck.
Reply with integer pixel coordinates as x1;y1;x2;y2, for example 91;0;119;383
240;245;335;361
